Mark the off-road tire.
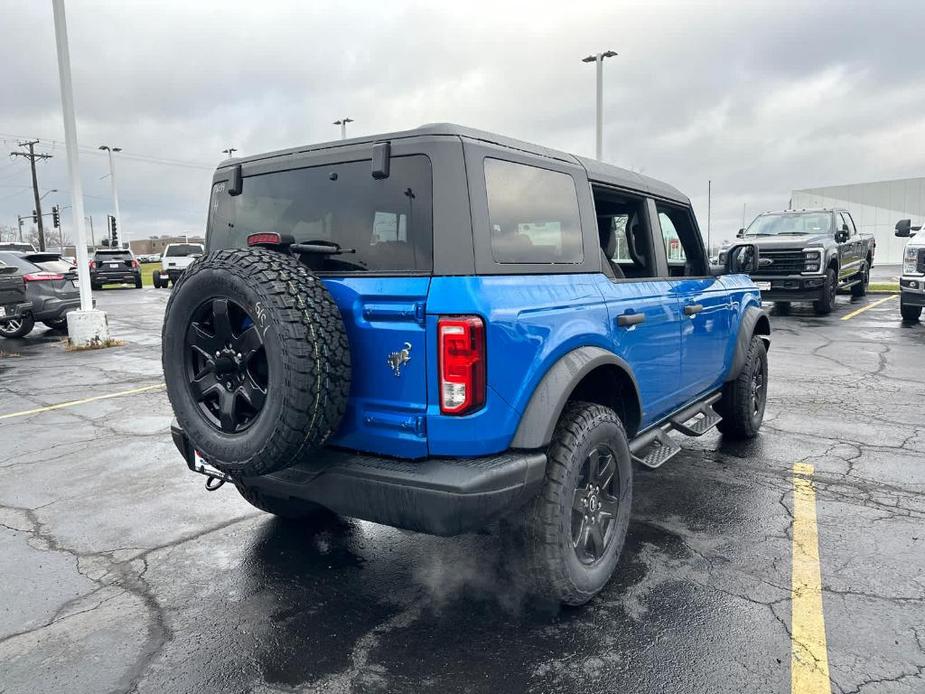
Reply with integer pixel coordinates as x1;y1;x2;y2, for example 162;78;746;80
773;301;791;315
162;248;351;477
716;336;768;439
900;300;922;322
813;268;837;315
43;317;68;331
234;481;336;521
507;402;633;606
850;261;869;298
0;314;35;339
134;274;143;289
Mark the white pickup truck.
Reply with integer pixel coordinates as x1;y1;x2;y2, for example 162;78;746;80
895;219;924;322
152;242;204;289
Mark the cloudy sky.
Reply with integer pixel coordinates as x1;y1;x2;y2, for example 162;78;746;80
2;0;924;248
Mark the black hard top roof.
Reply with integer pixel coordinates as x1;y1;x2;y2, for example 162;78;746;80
219;123;689;205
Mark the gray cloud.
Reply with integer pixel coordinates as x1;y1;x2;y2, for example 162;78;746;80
2;0;924;244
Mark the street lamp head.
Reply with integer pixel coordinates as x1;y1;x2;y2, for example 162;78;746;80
581;55;597;63
582;51;618;63
98;145;108;151
602;50;618;58
334;118;354;126
112;147;122;152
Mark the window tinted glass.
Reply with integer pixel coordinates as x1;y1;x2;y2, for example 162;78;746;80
164;244;203;257
94;251;132;261
485;159;583;264
0;252;40;272
208;156;433;273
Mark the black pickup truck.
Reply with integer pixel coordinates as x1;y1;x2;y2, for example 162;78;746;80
0;266;29;327
733;208;876;315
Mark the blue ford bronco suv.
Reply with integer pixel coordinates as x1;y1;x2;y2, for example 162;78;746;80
164;124;769;605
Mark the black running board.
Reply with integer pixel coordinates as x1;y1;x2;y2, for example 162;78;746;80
628;392;721;469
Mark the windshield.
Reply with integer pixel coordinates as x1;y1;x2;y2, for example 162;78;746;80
745;212;832;236
207;155;433;273
165;244;203;257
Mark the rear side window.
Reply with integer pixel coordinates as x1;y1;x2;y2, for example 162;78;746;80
484;159;583;264
207;155;433;273
0;252;39;272
165;244;203;257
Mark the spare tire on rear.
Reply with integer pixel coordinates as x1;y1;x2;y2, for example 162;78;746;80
162;248;351;477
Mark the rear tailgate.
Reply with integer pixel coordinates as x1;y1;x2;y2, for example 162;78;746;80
322;277;430;458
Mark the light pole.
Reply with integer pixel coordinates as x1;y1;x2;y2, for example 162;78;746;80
99;145;123;248
222;147;237;159
581;50;618;161
333;118;353;140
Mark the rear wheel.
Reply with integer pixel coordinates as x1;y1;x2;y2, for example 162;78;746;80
813;268;837;315
152;273;162;289
43;317;68;331
508;402;632;606
901;300;922;322
134;274;143;289
716;336;768;439
0;314;35;339
850;261;869;298
235;481;337;521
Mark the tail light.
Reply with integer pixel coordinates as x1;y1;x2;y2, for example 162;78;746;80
131;259;139;268
438;316;486;415
89;260;96;270
23;272;64;282
248;232;282;246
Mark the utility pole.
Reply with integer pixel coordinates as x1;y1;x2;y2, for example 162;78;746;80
333;118;353;140
10;140;52;251
581;50;618;160
222;147;237;159
99;145;123;248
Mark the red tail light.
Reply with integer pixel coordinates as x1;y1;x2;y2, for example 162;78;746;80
89;260;96;270
438;316;486;415
247;232;282;246
131;259;139;268
23;272;64;282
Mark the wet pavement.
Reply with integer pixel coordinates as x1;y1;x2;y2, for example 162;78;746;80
0;288;923;694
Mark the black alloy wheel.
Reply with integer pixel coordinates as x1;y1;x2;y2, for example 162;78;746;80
572;444;621;564
750;363;766;418
185;297;268;433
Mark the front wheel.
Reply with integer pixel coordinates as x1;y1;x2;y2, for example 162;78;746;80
813;268;837;315
508;402;632;606
0;314;35;339
716;336;768;439
901;300;922;322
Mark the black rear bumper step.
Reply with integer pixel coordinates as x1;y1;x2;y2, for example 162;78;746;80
171;420;547;536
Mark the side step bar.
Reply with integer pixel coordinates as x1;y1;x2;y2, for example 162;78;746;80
629;392;722;469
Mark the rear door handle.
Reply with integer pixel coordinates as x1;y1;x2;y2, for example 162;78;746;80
617;313;646;327
684;303;704;316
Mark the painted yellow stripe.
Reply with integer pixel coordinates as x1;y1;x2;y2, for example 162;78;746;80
840;294;895;321
791;462;831;694
0;383;165;420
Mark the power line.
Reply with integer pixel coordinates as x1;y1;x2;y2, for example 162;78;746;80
10;140;52;250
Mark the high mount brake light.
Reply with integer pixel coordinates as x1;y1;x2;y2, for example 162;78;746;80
23;272;64;282
438;316;486;415
247;232;282;246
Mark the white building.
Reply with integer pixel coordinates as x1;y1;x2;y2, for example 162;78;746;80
791;176;925;264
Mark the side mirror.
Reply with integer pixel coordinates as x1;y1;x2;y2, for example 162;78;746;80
895;219;912;238
724;243;759;274
835;228;849;243
736;228;745;238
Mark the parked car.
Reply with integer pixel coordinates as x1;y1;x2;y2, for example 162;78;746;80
22;252;76;275
0;265;30;329
734;208;876;315
895;219;924;322
153;243;203;288
0;251;80;337
163;124;770;605
0;242;37;253
90;249;143;289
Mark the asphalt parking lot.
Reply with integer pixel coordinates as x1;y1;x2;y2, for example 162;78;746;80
1;288;923;694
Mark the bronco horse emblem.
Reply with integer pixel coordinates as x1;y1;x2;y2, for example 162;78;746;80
387;342;413;376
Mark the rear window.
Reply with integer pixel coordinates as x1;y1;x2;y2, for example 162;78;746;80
484;158;583;264
207;155;433;273
0;252;40;272
165;244;203;257
94;251;132;261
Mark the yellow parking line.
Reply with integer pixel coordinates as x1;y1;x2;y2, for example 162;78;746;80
840;294;895;321
0;383;165;420
791;463;831;694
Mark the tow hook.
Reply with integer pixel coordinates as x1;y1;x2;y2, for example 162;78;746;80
205;476;226;491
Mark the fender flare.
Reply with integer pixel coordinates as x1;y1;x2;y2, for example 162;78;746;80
510;346;642;449
727;305;771;381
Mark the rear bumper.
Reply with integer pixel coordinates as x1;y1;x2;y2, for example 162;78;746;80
0;302;31;323
752;274;826;302
31;296;80;322
170;420;547;536
91;271;140;284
